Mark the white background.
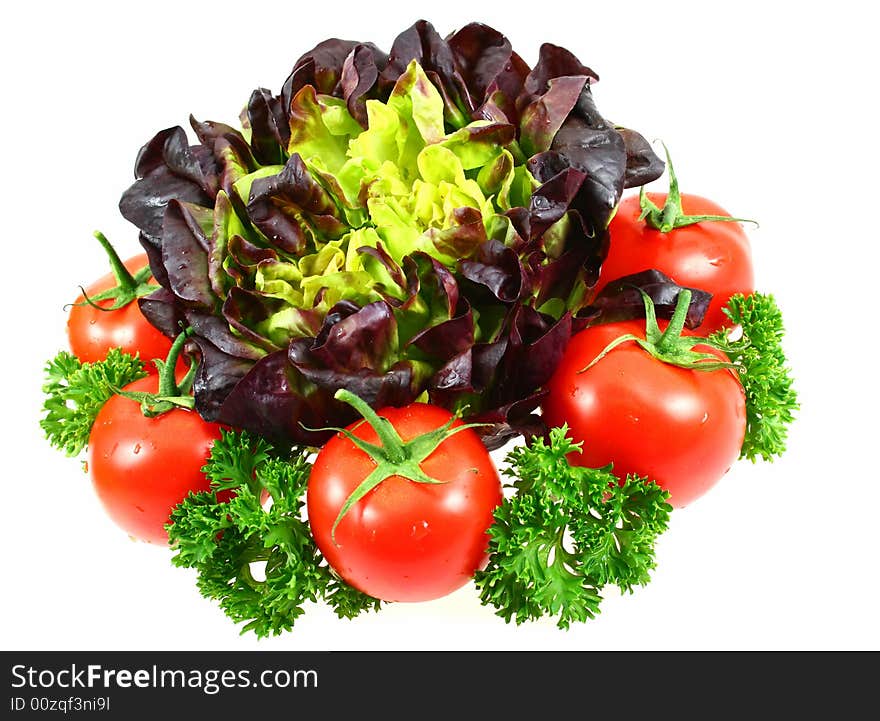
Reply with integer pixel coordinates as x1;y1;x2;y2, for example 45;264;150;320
3;0;878;651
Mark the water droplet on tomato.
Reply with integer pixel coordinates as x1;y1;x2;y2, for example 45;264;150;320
133;443;141;455
411;520;430;541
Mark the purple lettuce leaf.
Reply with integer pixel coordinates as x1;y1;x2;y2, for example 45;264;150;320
526;164;588;238
138;231;170;290
308;301;398;371
245;88;289;166
217;302;427;445
426;206;488;260
191;336;256;423
548;88;629;234
618;126;666;188
425;304;570;449
119;127;217;239
190;116;260;197
446;22;516;110
519;75;589;157
515;43;663;234
520;43;599;99
221;288;289;354
341;44;384;128
459;238;530;303
214;349;317;444
408;298;475;362
468;393;548;450
222;234;278;286
246;153;346;256
577;268;712;330
138;287;185;338
160;200;218;310
281;38;386;109
490;305;572;407
379;20;471;126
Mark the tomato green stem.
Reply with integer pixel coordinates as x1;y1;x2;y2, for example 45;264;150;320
156;329;193;397
69;231;158;312
658;288;691;350
114;328;196;417
639;144;757;232
322;389;489;545
578;289;736;374
95;230;139;293
334;390;409;464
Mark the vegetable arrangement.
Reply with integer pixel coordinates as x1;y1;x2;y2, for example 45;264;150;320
41;20;797;635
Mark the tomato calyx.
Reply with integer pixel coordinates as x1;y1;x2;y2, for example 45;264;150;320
579;288;736;374
639;144;756;233
69;231;158;312
317;389;488;544
113;328;196;417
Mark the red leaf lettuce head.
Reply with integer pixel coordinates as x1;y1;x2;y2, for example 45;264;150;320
120;20;666;450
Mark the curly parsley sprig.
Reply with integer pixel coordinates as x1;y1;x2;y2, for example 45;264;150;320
475;426;672;629
710;292;798;462
167;429;381;638
40;349;147;456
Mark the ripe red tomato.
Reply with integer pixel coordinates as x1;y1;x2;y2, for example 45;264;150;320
307;403;503;603
599;192;755;333
87;373;223;545
541;319;746;508
67;253;172;370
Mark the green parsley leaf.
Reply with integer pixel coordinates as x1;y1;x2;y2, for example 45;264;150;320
474;426;672;630
710;293;799;462
168;429;381;638
40;349;147;456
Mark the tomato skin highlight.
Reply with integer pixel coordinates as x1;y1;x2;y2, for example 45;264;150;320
600;192;755;333
541;320;746;508
67;253;172;370
307;404;503;603
87;374;223;545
